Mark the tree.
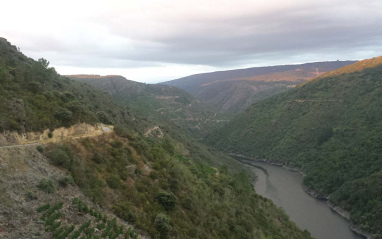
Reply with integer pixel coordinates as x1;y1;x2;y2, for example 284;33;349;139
155;213;170;239
54;107;73;123
48;149;70;167
156;191;176;210
38;58;49;69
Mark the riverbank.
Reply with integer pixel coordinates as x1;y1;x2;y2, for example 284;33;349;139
230;153;374;239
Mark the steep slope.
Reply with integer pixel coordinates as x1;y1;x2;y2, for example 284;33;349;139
0;37;313;239
68;75;231;138
162;61;356;113
0;38;140;133
206;57;382;237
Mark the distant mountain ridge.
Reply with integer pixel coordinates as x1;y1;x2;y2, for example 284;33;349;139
162;61;356;113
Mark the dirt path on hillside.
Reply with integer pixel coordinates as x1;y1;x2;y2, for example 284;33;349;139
0;124;112;148
0;142;40;149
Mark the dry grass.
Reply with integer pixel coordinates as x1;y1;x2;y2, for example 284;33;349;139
300;56;382;86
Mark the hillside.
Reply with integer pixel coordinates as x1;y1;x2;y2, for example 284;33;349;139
68;75;231;139
206;58;382;237
0;39;140;133
0;37;313;238
162;61;356;113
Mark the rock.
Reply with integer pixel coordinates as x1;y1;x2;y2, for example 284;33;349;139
126;164;137;175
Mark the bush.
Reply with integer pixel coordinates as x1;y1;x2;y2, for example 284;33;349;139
155;213;170;238
114;125;135;141
48;149;70;167
161;139;174;156
36;145;44;153
47;131;53;138
106;175;121;189
37;178;55;194
91;153;103;164
97;111;112;124
25;191;38;201
54;107;72;122
73;197;80;204
37;204;50;212
58;176;74;187
110;140;123;148
156;191;176;210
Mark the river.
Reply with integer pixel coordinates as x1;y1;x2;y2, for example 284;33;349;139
245;161;364;239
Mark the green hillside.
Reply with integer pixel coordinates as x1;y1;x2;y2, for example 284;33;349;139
68;75;231;139
206;57;382;237
0;37;312;239
0;38;141;133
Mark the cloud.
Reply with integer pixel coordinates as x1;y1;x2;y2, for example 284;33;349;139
1;0;381;82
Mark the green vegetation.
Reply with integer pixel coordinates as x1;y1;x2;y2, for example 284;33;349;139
69;75;232;138
58;175;74;187
37;178;56;194
48;149;71;167
37;204;50;212
156;191;176;211
207;59;382;236
26;191;38;201
46;132;312;239
0;38;137;133
36;145;44;153
1;38;313;238
162;61;355;113
37;201;139;239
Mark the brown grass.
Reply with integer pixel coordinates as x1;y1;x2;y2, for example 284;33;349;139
300;56;382;86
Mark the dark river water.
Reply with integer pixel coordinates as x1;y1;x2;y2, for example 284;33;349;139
246;162;364;239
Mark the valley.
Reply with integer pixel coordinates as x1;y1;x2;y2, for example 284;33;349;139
2;1;381;238
67;75;232;139
0;38;313;239
207;57;382;238
0;36;381;239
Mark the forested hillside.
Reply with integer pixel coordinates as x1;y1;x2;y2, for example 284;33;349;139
163;61;355;113
0;37;313;238
206;57;382;237
68;75;231;138
0;39;142;133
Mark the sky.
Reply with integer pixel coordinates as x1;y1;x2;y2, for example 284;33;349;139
1;0;382;83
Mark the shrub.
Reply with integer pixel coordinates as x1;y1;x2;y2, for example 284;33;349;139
36;145;44;153
73;197;79;204
48;149;70;167
37;178;55;194
91;152;103;164
114;125;135;141
161;139;174;156
47;131;53;138
58;175;74;187
106;175;121;189
156;191;176;210
110;140;123;148
155;213;170;238
37;204;50;212
54;107;73;122
97;111;112;124
25;191;38;201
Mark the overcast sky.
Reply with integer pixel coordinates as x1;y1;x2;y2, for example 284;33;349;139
1;0;382;83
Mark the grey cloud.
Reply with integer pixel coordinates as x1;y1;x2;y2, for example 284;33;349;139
99;2;382;67
16;0;382;74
